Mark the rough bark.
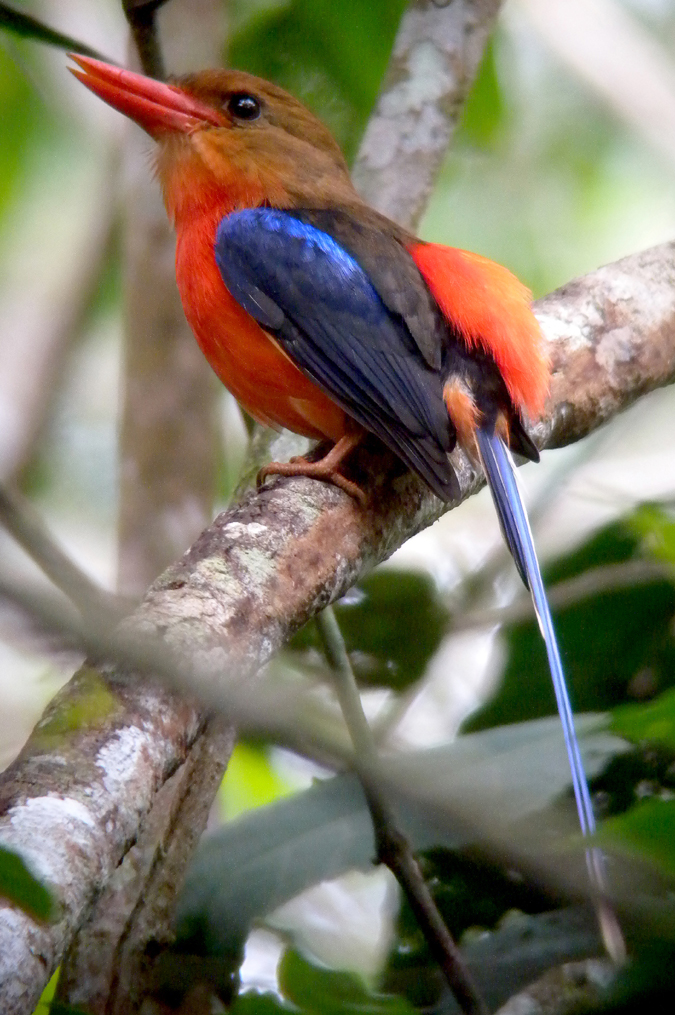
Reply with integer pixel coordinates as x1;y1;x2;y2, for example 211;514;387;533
1;240;675;1012
55;715;234;1014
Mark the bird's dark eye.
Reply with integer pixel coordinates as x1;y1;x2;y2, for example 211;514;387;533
226;93;261;121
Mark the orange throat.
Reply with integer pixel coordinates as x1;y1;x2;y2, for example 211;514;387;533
157;131;290;226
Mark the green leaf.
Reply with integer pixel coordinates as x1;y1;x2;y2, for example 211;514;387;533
34;968;60;1014
176;716;624;960
279;949;415;1015
629;503;675;567
176;774;376;959
176;713;620;1007
610;688;675;750
219;742;295;819
290;569;449;691
232;992;295;1015
600;798;675;878
0;844;55;921
387;907;603;1014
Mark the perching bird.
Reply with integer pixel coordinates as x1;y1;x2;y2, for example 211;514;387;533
70;54;620;953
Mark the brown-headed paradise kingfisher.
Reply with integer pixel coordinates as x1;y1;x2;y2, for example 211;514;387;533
70;55;622;956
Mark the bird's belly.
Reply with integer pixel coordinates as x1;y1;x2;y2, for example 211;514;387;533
176;228;349;441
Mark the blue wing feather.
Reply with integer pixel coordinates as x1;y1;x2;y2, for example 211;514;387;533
214;208;459;500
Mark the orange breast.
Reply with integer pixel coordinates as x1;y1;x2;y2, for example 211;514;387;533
175;211;349;442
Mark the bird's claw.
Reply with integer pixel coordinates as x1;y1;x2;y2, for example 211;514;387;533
256;457;367;506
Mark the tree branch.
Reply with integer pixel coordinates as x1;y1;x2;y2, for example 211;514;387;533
122;0;171;79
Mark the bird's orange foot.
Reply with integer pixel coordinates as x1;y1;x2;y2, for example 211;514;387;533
257;433;367;505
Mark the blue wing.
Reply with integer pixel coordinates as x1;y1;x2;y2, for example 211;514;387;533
214;208;458;501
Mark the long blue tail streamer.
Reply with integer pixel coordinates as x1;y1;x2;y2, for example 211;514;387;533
475;426;625;961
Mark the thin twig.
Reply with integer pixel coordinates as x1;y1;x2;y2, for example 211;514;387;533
0;483;131;626
0;1;112;61
122;0;171;78
315;607;488;1015
451;559;672;633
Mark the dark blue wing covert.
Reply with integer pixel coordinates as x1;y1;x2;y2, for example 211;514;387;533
214;208;457;500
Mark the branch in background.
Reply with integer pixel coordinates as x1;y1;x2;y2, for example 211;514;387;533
116;11;219;597
316;607;488;1015
1;240;675;1012
0;166;118;487
451;559;673;634
352;0;503;230
122;0;171;79
0;1;111;61
0;483;130;627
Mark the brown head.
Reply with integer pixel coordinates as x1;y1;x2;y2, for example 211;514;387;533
70;57;359;225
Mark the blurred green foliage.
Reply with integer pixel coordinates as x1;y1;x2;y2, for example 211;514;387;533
611;688;675;751
277;949;416;1015
289;568;449;691
219;741;295;819
601;798;675;879
629;502;675;567
0;43;50;224
465;515;675;733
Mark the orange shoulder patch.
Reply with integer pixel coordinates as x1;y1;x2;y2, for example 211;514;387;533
409;242;549;418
